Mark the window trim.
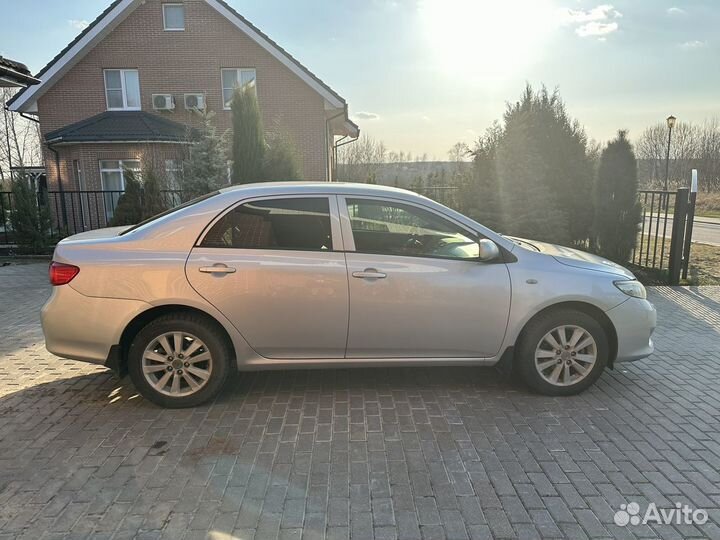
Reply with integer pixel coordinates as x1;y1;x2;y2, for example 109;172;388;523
221;68;257;110
99;159;141;191
103;69;141;111
99;159;141;221
337;195;484;262
195;194;343;252
162;3;185;31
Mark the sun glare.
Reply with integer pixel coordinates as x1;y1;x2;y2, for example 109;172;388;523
419;0;557;83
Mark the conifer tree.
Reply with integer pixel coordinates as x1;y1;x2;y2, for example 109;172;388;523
231;88;265;184
594;130;641;262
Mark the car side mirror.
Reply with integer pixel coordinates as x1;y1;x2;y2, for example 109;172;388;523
478;238;500;262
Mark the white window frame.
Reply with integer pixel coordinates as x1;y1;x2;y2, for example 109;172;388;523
104;69;141;111
100;159;141;220
165;159;182;189
99;159;141;191
162;3;185;31
221;68;257;110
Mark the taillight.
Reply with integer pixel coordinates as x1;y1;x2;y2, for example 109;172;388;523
49;261;80;286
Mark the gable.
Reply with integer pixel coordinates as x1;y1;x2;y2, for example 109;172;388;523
8;0;348;116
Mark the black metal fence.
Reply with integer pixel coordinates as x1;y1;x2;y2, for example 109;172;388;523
2;184;696;284
631;188;696;284
633;189;676;271
0;189;184;244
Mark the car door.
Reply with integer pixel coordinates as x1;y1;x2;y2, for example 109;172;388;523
186;195;349;359
340;196;511;358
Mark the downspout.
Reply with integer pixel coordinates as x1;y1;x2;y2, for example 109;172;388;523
325;110;346;182
46;142;68;229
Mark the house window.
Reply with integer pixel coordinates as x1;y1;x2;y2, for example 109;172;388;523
165;159;183;206
165;159;182;190
104;69;141;110
221;68;257;109
162;3;185;31
100;160;141;220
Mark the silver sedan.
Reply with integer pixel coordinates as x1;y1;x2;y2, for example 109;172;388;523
42;182;656;407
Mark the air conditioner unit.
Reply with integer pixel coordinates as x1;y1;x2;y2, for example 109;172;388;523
184;93;206;111
152;94;175;111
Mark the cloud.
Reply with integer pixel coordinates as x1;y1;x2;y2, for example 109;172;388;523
353;111;380;120
576;21;619;37
680;40;707;50
68;19;90;30
558;4;622;24
667;7;686;15
559;4;621;39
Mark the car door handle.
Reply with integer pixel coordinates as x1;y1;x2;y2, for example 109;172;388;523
199;265;236;274
352;269;387;279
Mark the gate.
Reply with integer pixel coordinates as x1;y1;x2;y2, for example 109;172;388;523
632;187;696;285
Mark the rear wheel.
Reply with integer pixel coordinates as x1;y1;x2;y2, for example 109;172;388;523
516;309;608;396
128;313;232;408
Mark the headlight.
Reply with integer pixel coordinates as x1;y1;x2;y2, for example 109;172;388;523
614;280;647;299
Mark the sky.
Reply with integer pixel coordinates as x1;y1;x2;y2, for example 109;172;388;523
1;0;719;159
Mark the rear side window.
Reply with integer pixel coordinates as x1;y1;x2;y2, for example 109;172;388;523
201;197;333;251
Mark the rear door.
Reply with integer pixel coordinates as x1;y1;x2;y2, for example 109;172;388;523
186;195;349;359
340;196;512;358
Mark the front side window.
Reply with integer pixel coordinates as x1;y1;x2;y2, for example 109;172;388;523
104;69;141;110
163;3;185;30
202;197;333;251
100;159;141;220
221;68;257;109
346;198;478;260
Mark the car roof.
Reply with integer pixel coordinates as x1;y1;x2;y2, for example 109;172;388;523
219;181;423;199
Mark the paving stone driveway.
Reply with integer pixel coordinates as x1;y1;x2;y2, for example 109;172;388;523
1;263;720;540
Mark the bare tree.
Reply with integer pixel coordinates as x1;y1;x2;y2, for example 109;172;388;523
635;120;720;191
0;88;43;185
696;118;720;191
336;134;388;183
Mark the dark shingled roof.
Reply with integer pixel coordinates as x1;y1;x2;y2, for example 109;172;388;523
0;56;40;86
45;111;196;144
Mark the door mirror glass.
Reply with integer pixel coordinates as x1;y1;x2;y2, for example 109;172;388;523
478;239;500;262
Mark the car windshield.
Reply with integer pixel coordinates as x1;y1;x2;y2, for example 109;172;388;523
119;191;221;235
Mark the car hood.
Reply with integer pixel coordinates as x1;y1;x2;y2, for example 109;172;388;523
509;237;635;279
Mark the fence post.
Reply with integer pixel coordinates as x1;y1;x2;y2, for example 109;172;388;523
667;187;689;285
681;170;698;280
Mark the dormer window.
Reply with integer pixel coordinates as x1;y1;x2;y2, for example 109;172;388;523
163;3;185;31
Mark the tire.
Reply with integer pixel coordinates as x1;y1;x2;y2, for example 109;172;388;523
128;312;232;408
515;309;608;396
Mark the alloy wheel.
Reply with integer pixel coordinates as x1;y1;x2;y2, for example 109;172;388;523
141;331;213;397
534;325;597;387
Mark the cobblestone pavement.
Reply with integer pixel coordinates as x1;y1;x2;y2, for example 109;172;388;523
1;263;720;540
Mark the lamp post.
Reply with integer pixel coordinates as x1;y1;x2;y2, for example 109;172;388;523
664;115;676;192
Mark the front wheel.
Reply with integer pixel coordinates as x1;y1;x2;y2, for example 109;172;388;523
516;309;608;396
128;313;232;408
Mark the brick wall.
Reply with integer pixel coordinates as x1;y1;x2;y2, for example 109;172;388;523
45;143;187;233
38;0;332;183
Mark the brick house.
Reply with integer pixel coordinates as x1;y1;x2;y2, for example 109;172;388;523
0;56;40;88
8;0;358;229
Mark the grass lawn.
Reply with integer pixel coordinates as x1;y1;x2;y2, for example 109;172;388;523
695;192;720;219
630;234;720;285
